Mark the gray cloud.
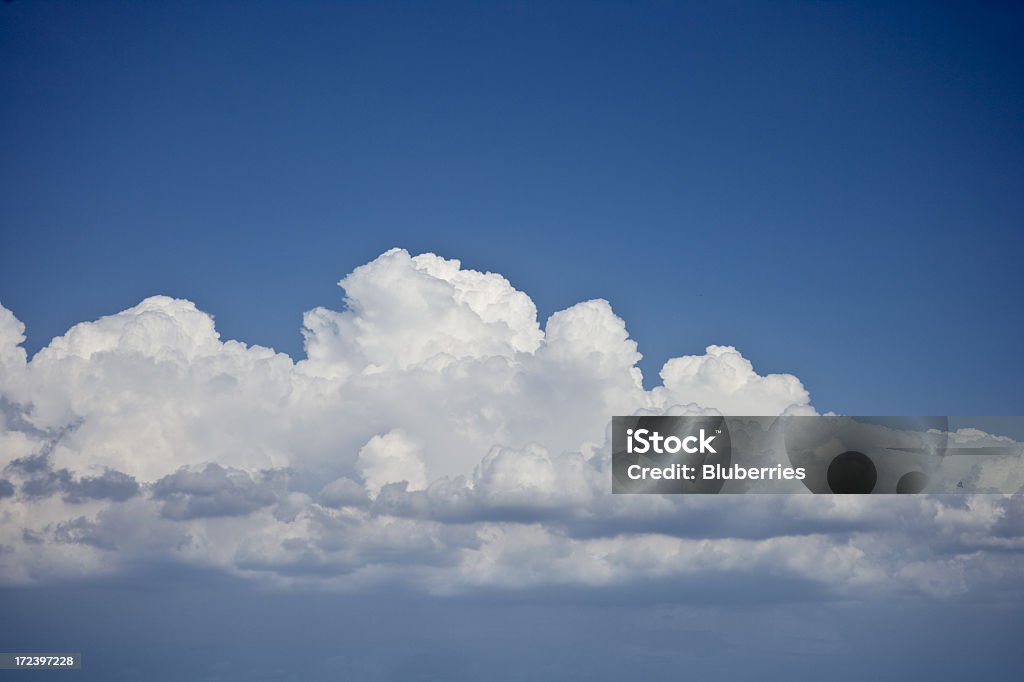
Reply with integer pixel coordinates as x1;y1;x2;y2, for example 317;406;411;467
151;463;285;520
4;454;139;503
53;516;118;551
65;469;141;503
21;529;43;545
318;476;370;508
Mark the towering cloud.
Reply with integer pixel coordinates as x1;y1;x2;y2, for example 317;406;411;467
0;249;1020;600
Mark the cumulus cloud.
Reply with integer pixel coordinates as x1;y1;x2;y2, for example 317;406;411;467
657;345;813;416
0;248;1021;601
0;304;27;372
151;464;285;520
3;451;140;504
301;249;543;378
318;477;369;509
357;430;428;497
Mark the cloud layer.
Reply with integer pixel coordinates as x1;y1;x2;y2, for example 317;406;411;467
0;249;1021;601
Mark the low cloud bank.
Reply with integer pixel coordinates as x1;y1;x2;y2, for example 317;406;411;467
0;249;1020;601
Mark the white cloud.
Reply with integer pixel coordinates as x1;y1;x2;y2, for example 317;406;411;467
0;248;1021;601
358;430;428;496
657;345;813;416
301;249;543;378
0;302;27;372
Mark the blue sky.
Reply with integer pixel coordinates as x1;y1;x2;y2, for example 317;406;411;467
2;0;1022;414
2;3;1024;682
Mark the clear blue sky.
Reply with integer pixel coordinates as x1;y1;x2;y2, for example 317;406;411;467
2;0;1022;415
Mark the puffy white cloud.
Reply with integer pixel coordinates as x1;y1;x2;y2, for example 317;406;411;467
0;302;27;373
656;345;813;416
301;249;543;378
358;430;428;496
0;248;1020;602
472;444;598;509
